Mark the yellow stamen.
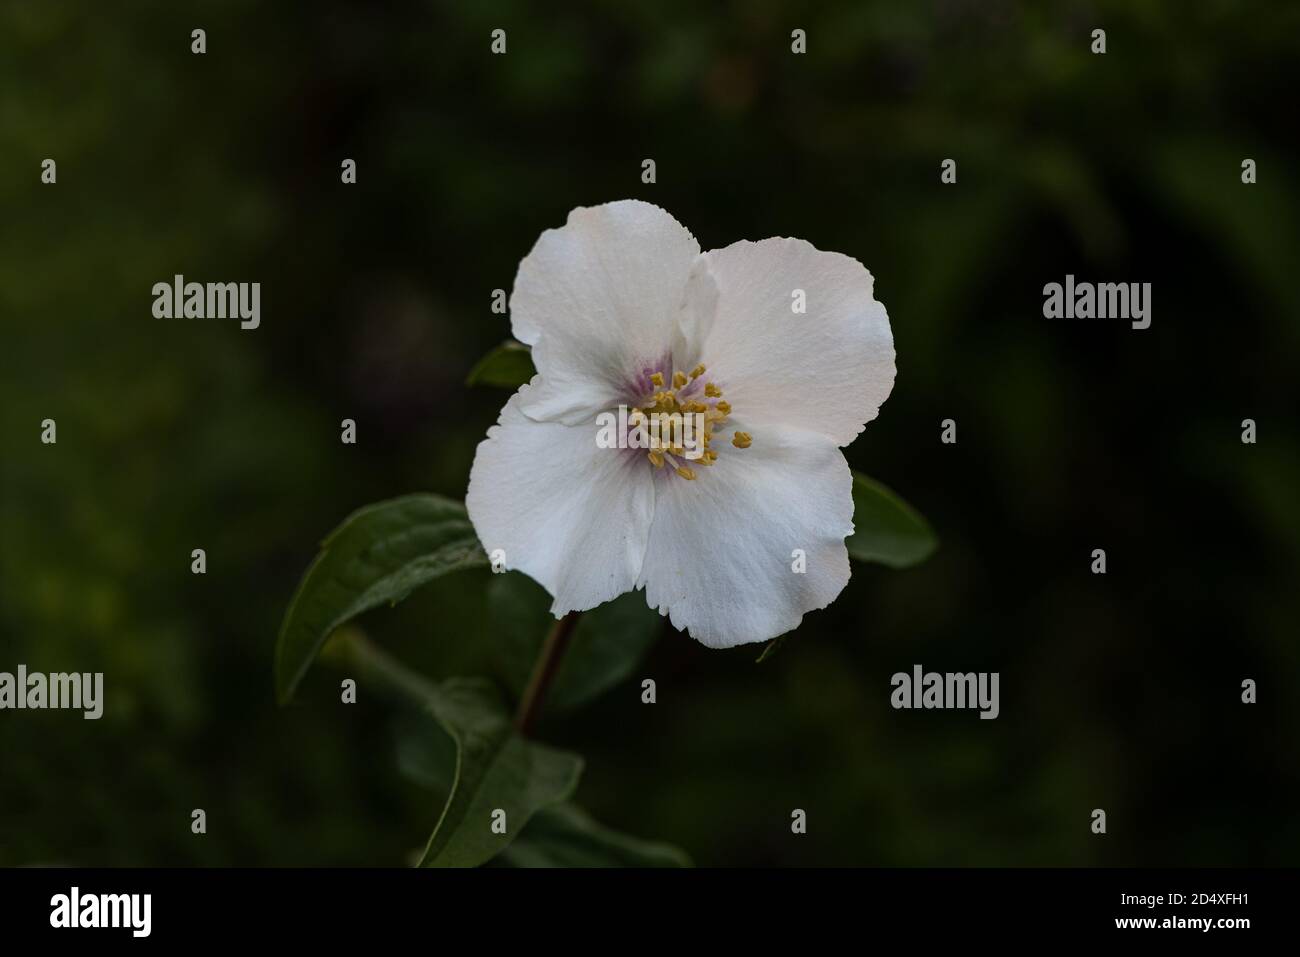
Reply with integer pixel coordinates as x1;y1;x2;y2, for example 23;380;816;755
630;367;749;482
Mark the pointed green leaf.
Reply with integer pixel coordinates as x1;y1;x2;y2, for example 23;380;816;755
416;678;583;867
341;637;584;868
494;803;692;868
846;472;938;569
466;339;535;388
275;494;487;704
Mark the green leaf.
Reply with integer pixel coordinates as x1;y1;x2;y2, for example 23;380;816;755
488;573;661;715
393;709;457;794
466;339;535;388
341;636;584;868
494;803;692;868
846;472;938;569
416;678;582;867
275;494;487;704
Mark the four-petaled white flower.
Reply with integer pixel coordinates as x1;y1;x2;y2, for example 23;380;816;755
467;200;895;648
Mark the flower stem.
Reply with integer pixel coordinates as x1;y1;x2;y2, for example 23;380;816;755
513;611;581;735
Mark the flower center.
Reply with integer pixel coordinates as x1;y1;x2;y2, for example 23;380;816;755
631;365;751;481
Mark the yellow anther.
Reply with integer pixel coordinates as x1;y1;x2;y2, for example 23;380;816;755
632;369;747;479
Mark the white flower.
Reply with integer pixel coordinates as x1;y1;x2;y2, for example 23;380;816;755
467;200;895;648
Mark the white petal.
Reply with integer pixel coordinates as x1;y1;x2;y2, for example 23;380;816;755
694;238;895;446
466;396;655;615
637;424;853;648
510;200;703;424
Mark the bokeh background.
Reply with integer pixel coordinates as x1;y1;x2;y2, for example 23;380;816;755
2;0;1298;866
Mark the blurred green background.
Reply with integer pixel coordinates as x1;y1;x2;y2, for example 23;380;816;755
2;0;1298;866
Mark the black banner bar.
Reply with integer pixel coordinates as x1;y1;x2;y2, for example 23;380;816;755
0;867;1287;943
